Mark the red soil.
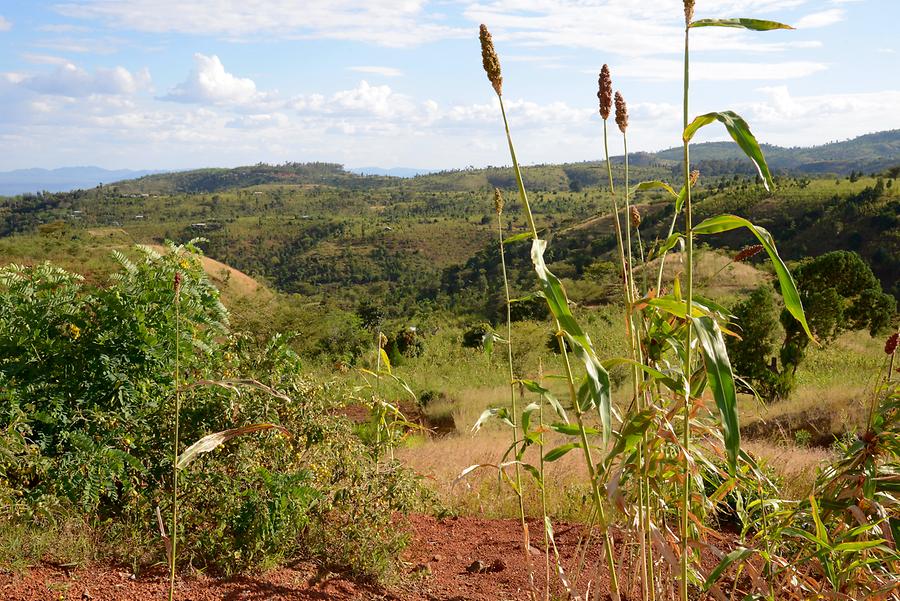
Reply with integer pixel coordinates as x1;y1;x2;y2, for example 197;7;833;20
0;514;707;600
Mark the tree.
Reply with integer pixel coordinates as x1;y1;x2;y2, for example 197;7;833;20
729;251;896;401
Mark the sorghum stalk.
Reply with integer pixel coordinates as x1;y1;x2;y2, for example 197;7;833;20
168;271;182;601
620;102;655;601
495;188;530;571
481;25;619;598
680;5;694;600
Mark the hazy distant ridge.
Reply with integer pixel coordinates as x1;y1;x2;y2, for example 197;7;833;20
4;130;897;196
0;167;164;196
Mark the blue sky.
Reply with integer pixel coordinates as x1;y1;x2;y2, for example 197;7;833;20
0;0;897;171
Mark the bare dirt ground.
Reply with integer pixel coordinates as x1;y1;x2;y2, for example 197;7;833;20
1;515;628;601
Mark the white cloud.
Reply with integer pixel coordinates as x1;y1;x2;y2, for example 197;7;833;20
743;87;900;141
21;53;72;66
463;1;812;57
0;16;11;32
54;0;467;47
16;62;150;97
226;113;290;129
37;23;91;33
162;54;267;106
290;80;426;123
615;59;827;81
347;66;403;77
795;9;845;29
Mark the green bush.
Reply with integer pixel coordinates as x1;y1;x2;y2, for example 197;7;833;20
0;244;432;578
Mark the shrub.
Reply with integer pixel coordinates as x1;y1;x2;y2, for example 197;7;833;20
0;245;432;578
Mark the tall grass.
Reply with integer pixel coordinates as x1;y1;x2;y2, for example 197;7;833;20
465;3;899;599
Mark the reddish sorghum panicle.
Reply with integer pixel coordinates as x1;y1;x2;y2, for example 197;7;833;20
479;25;503;96
734;244;764;262
598;64;612;120
630;206;641;228
614;91;628;133
886;332;899;355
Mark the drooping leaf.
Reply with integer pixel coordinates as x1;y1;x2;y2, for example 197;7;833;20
531;238;611;442
682;111;774;191
379;347;392;374
520;402;540;435
176;423;289;469
482;330;495;357
472;407;513;432
692;316;740;473
692;214;813;340
503;231;536;244
689;18;793;31
646;297;710;319
654;232;684;257
544;442;582;462
631;180;677;198
520;379;568;423
551;422;599;436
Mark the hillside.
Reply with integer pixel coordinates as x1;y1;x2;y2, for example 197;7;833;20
55;130;900;196
653;129;900;175
1;132;898;320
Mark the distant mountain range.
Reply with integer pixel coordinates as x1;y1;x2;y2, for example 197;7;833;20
2;130;897;196
0;167;165;196
651;129;900;175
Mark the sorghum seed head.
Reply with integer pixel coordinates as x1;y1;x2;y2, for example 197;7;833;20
614;91;628;133
493;188;504;214
173;271;182;295
598;64;612;120
886;332;899;355
479;24;503;96
734;244;764;262
630;206;641;228
690;169;700;187
684;0;695;24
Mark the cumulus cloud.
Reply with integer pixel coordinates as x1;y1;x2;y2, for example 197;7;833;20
347;66;403;77
615;59;827;81
17;62;150;97
0;16;11;32
162;54;267;106
54;0;466;47
462;0;814;57
795;9;845;28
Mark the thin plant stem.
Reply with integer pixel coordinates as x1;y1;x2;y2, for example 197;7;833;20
538;359;550;601
497;207;529;568
375;331;382;463
655;207;681;295
168;279;181;601
758;479;774;601
680;19;694;601
623;133;651;601
500;93;620;600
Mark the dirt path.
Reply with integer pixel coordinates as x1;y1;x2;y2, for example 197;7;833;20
1;515;622;601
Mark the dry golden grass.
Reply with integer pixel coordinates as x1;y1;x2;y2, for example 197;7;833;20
398;428;593;520
743;439;832;500
640;248;767;298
